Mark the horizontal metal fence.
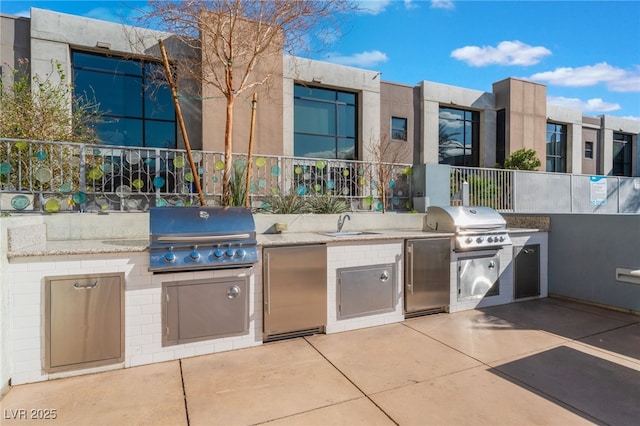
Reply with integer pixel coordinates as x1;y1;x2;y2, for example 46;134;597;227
451;166;640;214
0;138;413;213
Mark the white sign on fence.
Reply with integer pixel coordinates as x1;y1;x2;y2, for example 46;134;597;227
590;176;607;206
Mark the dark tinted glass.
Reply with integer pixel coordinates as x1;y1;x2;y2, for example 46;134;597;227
74;52;141;75
294;134;336;158
145;121;176;149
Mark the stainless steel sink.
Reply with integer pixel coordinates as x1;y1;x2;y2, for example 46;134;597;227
320;231;380;237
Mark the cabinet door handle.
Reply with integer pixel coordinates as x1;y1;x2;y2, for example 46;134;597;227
408;245;414;295
523;249;534;254
74;281;99;290
264;253;271;315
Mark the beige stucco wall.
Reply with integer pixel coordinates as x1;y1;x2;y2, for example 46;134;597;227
581;116;601;175
200;15;284;156
0;14;31;85
494;78;547;167
380;82;415;164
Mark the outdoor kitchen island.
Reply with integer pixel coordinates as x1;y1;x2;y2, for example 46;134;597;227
0;211;547;389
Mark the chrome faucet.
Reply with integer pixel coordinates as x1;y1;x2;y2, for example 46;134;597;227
337;214;351;232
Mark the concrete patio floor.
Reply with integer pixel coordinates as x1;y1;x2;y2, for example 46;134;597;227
2;297;639;425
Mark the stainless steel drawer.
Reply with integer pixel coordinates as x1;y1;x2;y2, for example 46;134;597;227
337;264;396;320
45;273;124;373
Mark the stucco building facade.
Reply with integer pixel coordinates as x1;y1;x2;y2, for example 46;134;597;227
1;8;639;177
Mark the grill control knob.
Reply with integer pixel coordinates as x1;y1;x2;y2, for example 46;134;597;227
487;236;494;243
499;236;505;242
164;250;176;263
476;237;484;243
465;237;473;244
236;248;247;258
213;248;224;258
225;248;235;258
190;249;200;261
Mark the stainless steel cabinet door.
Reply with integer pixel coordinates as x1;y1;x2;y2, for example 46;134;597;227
338;264;395;319
45;273;124;372
405;238;451;313
514;244;540;299
263;245;327;338
163;277;249;346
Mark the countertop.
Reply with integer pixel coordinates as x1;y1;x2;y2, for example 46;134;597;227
6;228;542;259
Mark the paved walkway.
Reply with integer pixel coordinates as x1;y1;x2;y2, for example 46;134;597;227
2;298;639;425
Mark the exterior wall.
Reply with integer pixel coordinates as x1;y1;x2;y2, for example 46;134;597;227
601;115;640;176
419;81;496;167
582;116;601;175
547;104;583;174
27;8;202;149
283;56;380;161
380;82;416;164
201;16;284;155
494;78;547;167
2;9;639;175
548;214;640;313
0;15;31;85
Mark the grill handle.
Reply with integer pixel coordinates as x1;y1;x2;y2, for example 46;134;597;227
156;234;251;243
264;253;271;315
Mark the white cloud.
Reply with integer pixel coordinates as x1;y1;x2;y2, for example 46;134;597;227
326;50;389;67
431;0;455;9
547;96;621;113
357;0;419;14
530;63;640;92
9;9;30;17
451;41;551;67
357;0;392;15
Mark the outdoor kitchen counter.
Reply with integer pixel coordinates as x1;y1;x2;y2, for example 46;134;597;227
257;229;455;246
6;228;543;258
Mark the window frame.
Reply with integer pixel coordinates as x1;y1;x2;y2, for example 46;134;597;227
293;84;358;160
612;132;632;177
72;50;177;149
438;106;480;167
390;116;408;141
584;141;594;160
546;122;567;173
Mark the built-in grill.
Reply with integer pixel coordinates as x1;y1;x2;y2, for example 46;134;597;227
425;206;512;251
149;206;259;272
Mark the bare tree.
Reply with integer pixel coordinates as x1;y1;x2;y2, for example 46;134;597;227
366;134;411;213
137;0;357;206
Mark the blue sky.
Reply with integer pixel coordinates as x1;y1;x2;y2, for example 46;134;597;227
2;0;639;120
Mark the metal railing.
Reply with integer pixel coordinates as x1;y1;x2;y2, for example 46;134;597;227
0;138;413;213
451;166;640;214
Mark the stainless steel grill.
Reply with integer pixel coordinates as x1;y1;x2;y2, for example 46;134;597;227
149;206;258;272
425;206;512;251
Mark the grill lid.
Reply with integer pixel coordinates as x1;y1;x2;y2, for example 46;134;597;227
150;206;256;241
425;206;506;232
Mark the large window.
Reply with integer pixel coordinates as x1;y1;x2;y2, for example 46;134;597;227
73;51;176;149
612;132;632;176
293;84;357;159
546;123;566;172
438;107;479;166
